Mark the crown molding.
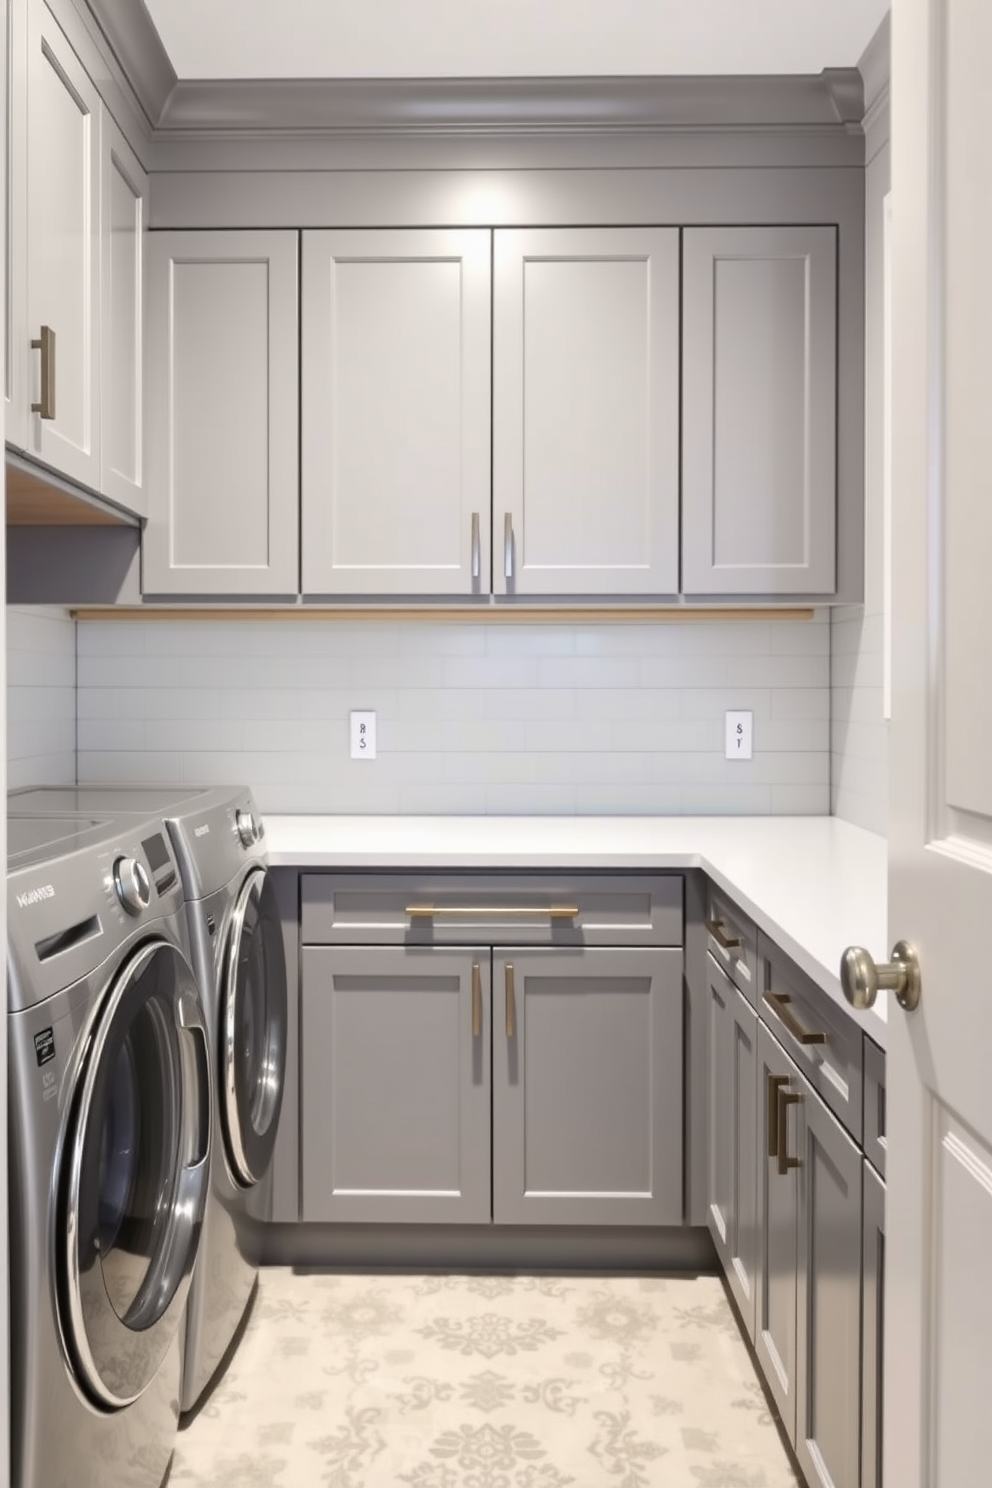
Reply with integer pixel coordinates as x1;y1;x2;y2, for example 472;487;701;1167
83;0;176;127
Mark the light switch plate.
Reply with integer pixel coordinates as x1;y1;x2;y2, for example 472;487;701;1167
725;711;753;760
350;711;377;759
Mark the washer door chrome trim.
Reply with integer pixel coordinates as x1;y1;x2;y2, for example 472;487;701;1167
61;939;211;1408
222;868;287;1187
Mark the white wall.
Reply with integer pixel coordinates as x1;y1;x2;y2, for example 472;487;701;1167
76;613;830;816
831;42;890;837
6;606;77;790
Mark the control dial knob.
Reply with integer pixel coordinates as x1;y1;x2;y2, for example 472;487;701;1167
236;809;259;848
114;856;151;915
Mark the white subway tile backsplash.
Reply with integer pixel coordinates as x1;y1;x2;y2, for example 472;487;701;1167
7;607;76;790
75;617;832;817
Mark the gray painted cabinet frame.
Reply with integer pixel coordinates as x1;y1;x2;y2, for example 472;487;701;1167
706;954;759;1339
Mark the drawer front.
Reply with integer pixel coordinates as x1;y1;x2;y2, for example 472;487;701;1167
302;872;683;946
706;884;758;1002
863;1037;887;1179
758;932;864;1143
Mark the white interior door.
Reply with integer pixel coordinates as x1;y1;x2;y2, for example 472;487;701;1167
887;2;992;1482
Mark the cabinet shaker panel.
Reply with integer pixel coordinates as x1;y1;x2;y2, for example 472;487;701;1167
862;1160;885;1488
494;228;680;596
683;226;837;595
101;112;146;515
302;229;491;596
493;946;682;1225
25;0;101;490
755;1021;800;1441
143;230;299;595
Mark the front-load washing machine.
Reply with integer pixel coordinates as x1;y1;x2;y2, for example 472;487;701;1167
10;785;289;1413
7;810;212;1488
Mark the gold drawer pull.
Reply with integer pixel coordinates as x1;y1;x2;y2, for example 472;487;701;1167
471;962;481;1038
31;325;56;419
766;1073;788;1158
505;962;515;1038
706;918;742;951
777;1087;803;1175
406;904;578;919
763;991;827;1046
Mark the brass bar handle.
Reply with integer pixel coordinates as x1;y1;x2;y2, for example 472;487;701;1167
777;1087;803;1176
504;513;514;580
31;325;56;419
471;962;481;1039
706;917;742;951
406;904;578;919
471;512;481;580
766;1074;788;1159
763;991;827;1047
505;962;515;1039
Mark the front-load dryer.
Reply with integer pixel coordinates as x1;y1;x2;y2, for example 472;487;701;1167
7;811;212;1488
10;784;289;1413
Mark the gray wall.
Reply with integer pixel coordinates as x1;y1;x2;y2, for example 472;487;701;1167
831;35;890;838
6;606;76;790
75;614;830;816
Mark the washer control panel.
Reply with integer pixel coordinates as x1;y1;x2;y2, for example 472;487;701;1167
113;856;151;915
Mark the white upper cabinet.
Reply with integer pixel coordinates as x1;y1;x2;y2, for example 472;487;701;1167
493;228;680;597
21;0;101;491
143;230;300;596
302;229;491;597
100;112;147;515
682;226;838;596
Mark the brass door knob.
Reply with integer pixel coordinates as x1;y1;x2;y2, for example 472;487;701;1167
840;940;922;1012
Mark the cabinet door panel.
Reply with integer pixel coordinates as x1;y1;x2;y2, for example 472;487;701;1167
706;956;733;1266
302;229;491;596
683;226;837;595
493;947;682;1225
101;112;146;514
301;946;491;1224
796;1079;863;1488
144;230;299;595
755;1022;799;1440
494;228;679;596
862;1161;885;1488
6;0;28;449
25;0;101;489
728;983;759;1338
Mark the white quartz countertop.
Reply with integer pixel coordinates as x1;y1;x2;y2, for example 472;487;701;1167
265;815;889;1047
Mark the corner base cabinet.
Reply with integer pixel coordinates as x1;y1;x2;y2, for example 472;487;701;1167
299;872;685;1227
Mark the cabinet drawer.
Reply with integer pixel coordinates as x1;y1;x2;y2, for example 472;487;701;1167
758;932;864;1143
863;1037;887;1179
706;884;758;1000
301;872;683;946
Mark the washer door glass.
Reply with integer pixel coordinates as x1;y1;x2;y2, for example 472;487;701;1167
222;869;287;1186
60;940;210;1408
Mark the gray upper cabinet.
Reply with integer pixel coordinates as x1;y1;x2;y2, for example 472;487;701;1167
493;228;680;597
19;0;101;491
143;230;300;595
682;226;838;596
300;945;492;1224
301;229;491;597
706;955;759;1340
100;111;146;515
492;946;683;1225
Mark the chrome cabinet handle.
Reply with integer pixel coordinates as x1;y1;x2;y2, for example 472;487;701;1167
706;918;742;951
504;513;514;580
505;962;515;1038
763;991;827;1046
406;904;578;919
471;962;481;1039
766;1073;788;1159
777;1087;803;1175
840;941;922;1012
471;512;481;580
31;325;56;419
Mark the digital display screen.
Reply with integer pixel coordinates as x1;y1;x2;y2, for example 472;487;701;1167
142;833;171;873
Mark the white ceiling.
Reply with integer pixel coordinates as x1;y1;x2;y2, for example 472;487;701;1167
143;0;890;81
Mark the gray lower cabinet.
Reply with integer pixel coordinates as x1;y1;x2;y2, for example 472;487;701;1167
755;1020;862;1488
861;1161;885;1488
706;954;759;1338
300;945;492;1223
492;947;683;1225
